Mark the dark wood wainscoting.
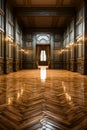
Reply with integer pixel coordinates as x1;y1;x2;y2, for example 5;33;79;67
77;58;84;74
5;59;13;73
66;61;70;70
0;58;4;74
22;61;33;69
70;59;77;72
53;61;63;69
13;60;21;71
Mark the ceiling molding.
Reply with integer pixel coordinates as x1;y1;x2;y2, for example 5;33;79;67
14;7;75;16
23;27;65;34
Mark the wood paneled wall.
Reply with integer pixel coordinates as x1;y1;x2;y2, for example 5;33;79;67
60;3;87;75
0;0;23;74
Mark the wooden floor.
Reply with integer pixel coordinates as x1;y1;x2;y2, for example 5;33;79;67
0;68;87;130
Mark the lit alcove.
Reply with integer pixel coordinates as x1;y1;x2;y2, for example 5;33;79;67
40;50;46;61
36;33;51;67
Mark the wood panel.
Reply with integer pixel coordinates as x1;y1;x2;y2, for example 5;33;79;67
70;59;77;72
0;58;4;74
9;0;81;7
77;58;85;74
22;61;35;69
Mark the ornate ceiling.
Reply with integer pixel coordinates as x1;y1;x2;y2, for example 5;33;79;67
9;0;83;33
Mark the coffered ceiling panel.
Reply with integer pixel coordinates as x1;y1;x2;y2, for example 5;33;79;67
62;0;82;6
8;0;83;33
11;0;31;7
11;0;81;7
12;0;26;6
63;0;72;5
57;16;72;27
19;17;34;27
34;17;52;27
19;16;53;28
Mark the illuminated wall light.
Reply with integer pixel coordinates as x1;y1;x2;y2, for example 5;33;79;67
77;36;83;42
21;49;24;52
5;37;8;42
70;42;73;46
58;50;62;54
66;45;69;48
4;36;14;43
61;49;64;53
58;48;67;54
24;51;29;54
8;37;11;41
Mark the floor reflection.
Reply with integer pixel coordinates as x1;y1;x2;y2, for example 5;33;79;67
40;67;46;83
0;70;87;129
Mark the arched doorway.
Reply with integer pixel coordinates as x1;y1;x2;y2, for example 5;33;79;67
35;33;51;68
36;44;50;67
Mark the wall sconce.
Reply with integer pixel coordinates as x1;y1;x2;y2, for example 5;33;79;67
58;50;62;54
70;42;73;46
21;49;25;52
5;36;9;42
14;44;17;47
66;45;69;48
77;36;83;42
5;36;13;43
19;49;29;54
24;50;29;54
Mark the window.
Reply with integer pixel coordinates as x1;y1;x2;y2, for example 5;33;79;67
36;33;50;44
76;22;83;37
8;40;13;58
70;31;74;42
17;32;20;43
8;23;13;37
8;9;14;37
0;15;1;27
0;14;4;29
40;50;46;61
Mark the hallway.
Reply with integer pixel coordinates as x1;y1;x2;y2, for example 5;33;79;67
0;68;87;130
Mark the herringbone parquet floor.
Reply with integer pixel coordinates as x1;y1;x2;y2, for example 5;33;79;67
0;68;87;130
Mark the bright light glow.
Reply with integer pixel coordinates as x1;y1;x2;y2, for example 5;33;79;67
40;50;46;61
8;97;13;105
8;98;11;105
17;92;20;100
40;68;46;83
21;88;24;95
